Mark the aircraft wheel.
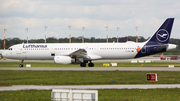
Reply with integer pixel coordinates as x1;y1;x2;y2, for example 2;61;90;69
19;64;23;67
88;63;94;67
80;63;86;67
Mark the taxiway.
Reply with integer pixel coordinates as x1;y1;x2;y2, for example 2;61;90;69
0;67;180;71
1;84;180;91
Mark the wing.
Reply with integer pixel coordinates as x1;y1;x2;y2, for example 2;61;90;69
69;49;88;59
56;48;102;61
69;49;102;60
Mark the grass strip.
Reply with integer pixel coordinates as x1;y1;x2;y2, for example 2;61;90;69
0;71;180;86
1;62;180;67
0;89;180;101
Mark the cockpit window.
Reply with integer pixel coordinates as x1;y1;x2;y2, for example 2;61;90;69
8;48;12;50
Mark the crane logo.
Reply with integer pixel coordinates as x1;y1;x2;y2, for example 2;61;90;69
156;29;169;42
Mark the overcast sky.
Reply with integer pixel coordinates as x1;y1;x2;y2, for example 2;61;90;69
0;0;180;40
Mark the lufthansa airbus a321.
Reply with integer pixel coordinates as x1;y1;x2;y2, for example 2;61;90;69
2;18;177;67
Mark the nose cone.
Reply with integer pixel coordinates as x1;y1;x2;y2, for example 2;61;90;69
1;50;7;58
0;50;5;57
2;51;5;57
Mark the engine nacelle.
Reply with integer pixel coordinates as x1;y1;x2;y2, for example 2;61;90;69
54;56;75;64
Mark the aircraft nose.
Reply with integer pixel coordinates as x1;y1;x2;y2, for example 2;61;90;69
2;51;6;58
2;52;5;57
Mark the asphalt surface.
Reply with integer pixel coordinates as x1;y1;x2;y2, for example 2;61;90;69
0;67;180;71
1;84;180;91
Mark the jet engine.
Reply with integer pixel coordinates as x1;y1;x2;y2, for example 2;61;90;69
54;56;75;64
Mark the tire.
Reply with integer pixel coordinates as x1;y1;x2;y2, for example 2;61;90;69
80;63;86;67
88;63;94;67
19;64;23;67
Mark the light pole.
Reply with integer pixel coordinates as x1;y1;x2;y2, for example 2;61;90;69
3;29;7;50
25;28;28;44
68;26;71;43
45;26;48;43
82;27;85;43
135;27;138;42
117;27;119;43
105;26;108;43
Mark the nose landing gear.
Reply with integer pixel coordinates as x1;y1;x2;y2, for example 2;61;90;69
19;60;24;67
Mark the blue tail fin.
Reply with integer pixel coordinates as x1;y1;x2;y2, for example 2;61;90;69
147;18;174;45
134;18;174;58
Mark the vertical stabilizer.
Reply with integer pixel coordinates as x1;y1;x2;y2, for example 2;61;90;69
135;18;174;58
146;18;174;45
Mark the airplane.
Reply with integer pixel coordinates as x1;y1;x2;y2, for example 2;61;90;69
2;18;177;67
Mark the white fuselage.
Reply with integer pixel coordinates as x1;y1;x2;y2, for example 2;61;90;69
3;42;145;60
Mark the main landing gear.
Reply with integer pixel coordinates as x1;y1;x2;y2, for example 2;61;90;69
19;60;24;67
88;62;94;67
80;62;86;67
80;61;94;67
